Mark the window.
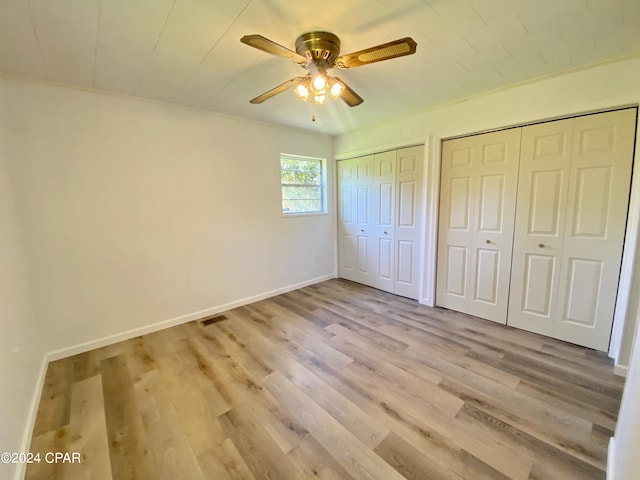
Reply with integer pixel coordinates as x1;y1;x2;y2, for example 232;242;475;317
280;154;326;215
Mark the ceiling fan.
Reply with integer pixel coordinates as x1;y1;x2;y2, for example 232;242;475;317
240;31;417;107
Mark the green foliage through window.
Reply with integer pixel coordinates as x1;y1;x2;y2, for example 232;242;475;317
281;155;326;214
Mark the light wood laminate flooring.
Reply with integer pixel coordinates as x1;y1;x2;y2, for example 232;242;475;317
26;279;624;479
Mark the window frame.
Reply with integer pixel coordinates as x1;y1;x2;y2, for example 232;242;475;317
280;154;327;217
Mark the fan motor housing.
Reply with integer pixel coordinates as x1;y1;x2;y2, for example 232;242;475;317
295;31;341;67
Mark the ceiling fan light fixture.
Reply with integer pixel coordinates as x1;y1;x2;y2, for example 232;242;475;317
313;93;326;105
312;74;326;91
294;83;309;100
329;79;344;98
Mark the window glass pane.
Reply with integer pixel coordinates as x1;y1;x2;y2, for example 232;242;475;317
281;169;320;185
282;186;321;201
283;199;322;213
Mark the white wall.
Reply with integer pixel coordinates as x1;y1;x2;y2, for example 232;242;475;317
335;55;640;370
611;307;640;479
0;76;45;480
3;78;335;357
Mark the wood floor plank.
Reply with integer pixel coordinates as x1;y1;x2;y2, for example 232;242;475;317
63;374;112;479
458;403;606;478
153;355;229;457
134;371;206;480
202;438;257;480
516;379;618;432
187;331;309;454
276;352;390;449
465;350;621;414
218;404;304;479
438;376;598;457
325;322;443;385
262;371;407;480
329;334;462;419
374;431;465;480
101;355;156;480
26;279;622;480
286;436;356;480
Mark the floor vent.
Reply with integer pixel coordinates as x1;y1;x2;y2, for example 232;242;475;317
201;314;227;326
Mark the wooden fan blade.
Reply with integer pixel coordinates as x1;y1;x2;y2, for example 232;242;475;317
249;77;305;104
241;34;308;65
335;37;417;69
333;77;364;107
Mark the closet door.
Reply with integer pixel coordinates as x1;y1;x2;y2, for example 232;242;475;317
394;145;423;299
371;151;396;293
508;109;636;350
338;156;374;285
507;119;573;337
338;146;424;300
436;129;521;323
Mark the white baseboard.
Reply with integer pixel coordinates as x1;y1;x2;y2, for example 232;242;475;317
46;273;335;362
14;355;49;480
608;436;616;480
614;364;629;377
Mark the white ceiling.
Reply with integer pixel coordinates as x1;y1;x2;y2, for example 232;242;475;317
1;0;639;135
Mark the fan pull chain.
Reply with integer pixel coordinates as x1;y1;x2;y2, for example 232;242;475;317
312;103;316;122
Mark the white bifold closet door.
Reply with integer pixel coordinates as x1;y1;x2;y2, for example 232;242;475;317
436;128;521;324
437;108;636;350
371;150;396;293
508;109;636;351
338;145;423;300
338;155;374;287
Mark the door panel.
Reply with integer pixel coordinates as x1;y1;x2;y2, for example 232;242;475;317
554;109;636;350
372;151;396;293
339;233;355;274
508;119;572;336
393;145;423;299
340;185;354;225
474;248;499;304
357;234;369;274
448;177;472;230
398;181;416;227
357;185;369;224
397;240;414;285
338;156;373;285
437;129;521;323
527;170;563;235
445;245;467;297
378;238;393;281
509;108;636;350
563;258;602;326
338;146;423;301
521;254;555;316
478;174;505;232
571;166;611;238
378;183;394;226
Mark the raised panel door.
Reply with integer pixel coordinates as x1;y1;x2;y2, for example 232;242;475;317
394;145;423;299
437;129;520;323
507;119;573;336
372;150;396;293
508;108;636;350
554;109;636;350
338;156;374;285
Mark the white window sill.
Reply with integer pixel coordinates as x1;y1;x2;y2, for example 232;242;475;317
281;211;328;218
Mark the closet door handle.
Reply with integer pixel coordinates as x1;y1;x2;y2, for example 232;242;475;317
384;231;388;235
360;229;365;233
538;243;545;248
485;239;491;244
